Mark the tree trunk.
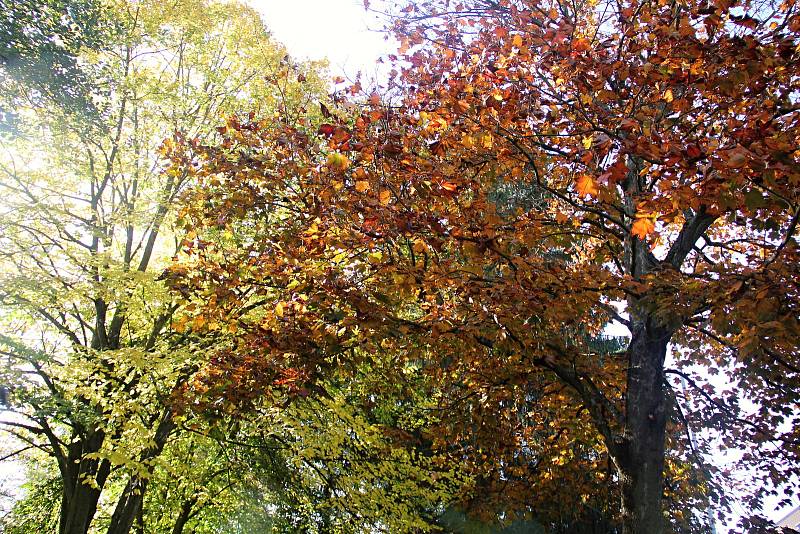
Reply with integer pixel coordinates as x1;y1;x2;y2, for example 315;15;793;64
615;318;671;534
170;498;196;534
106;477;148;534
59;431;111;534
105;410;175;534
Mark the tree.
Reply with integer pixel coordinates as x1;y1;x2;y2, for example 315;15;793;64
0;0;115;129
0;1;326;532
170;0;800;531
179;344;471;532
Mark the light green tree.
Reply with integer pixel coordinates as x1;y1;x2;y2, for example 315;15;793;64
0;1;326;532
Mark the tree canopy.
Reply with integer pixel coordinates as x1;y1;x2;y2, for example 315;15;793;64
0;0;115;128
0;1;333;532
167;0;800;531
1;0;799;532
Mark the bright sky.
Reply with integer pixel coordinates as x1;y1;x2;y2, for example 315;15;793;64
247;0;396;80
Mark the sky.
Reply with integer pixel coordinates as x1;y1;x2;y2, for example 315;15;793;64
247;0;396;81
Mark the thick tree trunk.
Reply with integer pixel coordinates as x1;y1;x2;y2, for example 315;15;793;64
59;431;111;534
105;411;175;534
615;318;671;534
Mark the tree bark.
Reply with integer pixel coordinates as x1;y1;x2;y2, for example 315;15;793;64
170;498;196;534
106;477;148;534
615;318;671;534
105;410;175;534
59;431;111;534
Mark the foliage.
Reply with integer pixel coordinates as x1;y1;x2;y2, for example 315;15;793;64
0;471;61;533
263;393;466;532
180;340;473;532
0;0;115;128
0;1;327;532
169;0;800;532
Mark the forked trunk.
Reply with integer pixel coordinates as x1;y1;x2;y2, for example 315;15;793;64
105;477;148;534
59;432;111;534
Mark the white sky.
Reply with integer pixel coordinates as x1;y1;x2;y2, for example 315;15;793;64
247;0;396;80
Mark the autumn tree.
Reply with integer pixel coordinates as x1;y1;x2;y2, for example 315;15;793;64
170;0;800;530
177;332;471;532
0;1;326;532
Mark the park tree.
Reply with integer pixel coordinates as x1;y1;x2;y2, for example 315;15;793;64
169;0;800;531
177;338;471;532
0;1;326;532
0;0;115;129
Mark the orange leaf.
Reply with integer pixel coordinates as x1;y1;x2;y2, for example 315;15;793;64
379;189;391;205
631;218;655;239
441;181;458;193
573;38;591;52
355;180;370;193
575;174;598;197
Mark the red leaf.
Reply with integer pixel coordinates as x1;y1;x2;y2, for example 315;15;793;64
317;123;335;137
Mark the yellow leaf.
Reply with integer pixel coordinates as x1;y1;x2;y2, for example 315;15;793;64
575;174;598;197
663;88;674;102
631;217;655;239
512;34;523;48
327;152;350;171
469;132;491;149
582;136;593;149
379;189;391;205
355;180;370;192
275;302;284;317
